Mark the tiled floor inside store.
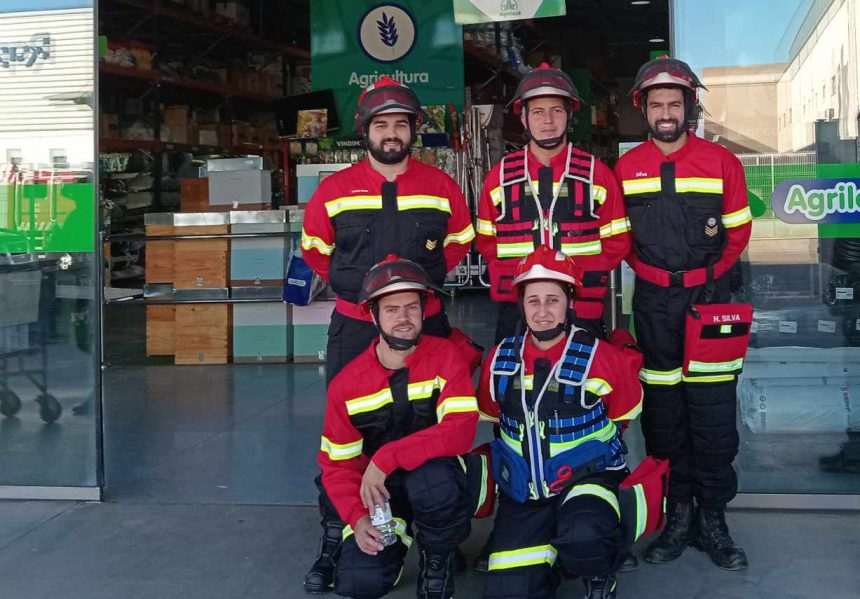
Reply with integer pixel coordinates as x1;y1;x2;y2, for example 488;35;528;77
1;293;859;597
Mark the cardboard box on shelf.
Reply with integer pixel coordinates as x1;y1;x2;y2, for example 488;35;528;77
231;121;252;145
164;105;190;125
180;179;210;212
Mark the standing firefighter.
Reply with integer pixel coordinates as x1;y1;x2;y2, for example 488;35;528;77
614;56;753;570
301;77;481;592
476;64;630;342
477;246;667;599
318;256;484;599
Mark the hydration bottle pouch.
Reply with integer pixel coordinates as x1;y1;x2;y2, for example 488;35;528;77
683;303;753;380
618;456;670;549
490;438;531;504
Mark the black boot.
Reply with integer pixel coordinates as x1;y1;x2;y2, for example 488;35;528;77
693;508;748;571
303;519;342;594
616;552;639;573
418;549;455;599
584;574;617;599
643;501;696;564
473;539;491;572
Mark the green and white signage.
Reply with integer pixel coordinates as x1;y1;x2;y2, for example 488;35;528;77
311;1;464;136
453;0;566;25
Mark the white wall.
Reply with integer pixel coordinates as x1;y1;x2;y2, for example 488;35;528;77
0;8;94;168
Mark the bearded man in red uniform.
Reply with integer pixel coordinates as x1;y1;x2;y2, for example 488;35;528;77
614;56;753;570
301;78;479;592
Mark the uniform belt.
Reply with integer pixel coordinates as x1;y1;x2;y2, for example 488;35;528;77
335;294;442;322
629;256;715;288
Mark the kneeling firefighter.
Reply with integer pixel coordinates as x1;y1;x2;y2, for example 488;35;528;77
477;246;668;599
318;256;492;599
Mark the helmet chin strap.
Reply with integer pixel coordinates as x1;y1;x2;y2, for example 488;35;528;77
532;134;566;150
527;308;574;341
371;303;423;351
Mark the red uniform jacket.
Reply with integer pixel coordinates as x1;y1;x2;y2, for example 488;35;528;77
476;144;630;319
476;331;644;427
613;135;752;286
318;335;479;529
301;158;474;321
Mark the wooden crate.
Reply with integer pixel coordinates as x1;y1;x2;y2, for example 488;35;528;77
146;305;175;356
180;179;210;213
174;304;231;365
145;224;174;284
173;225;229;289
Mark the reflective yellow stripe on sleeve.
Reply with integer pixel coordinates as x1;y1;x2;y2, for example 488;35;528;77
436;396;479;421
301;230;335;255
722;206;752;228
600;217;631;238
592;185;608;205
490;186;504;206
611;389;643;422
476;218;496;237
320;436;363;460
585;378;613;397
488;545;558;571
562;483;621;519
444;223;476;246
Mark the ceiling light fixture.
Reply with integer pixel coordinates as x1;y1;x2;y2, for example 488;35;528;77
631;1;651;5
649;37;666;43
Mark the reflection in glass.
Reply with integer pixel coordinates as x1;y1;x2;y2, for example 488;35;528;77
675;0;860;492
0;2;98;490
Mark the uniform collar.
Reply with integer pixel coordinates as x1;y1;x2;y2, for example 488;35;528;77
646;132;701;162
527;143;569;176
369;334;426;374
361;156;416;184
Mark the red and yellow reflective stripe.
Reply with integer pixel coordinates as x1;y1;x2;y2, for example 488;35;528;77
320;436;363;461
722;206;752;228
444;223;476;246
476;217;496;237
436;396;479;421
300;230;335;255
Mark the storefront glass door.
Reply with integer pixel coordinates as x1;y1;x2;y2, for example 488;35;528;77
0;0;100;498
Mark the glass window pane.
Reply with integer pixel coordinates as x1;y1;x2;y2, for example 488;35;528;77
0;1;99;492
675;0;860;494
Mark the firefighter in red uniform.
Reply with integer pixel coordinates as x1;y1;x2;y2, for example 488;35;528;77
319;256;481;599
477;246;651;599
614;56;753;570
476;64;630;342
302;78;479;592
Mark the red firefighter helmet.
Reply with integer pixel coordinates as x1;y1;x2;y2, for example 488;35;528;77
358;255;438;311
512;63;582;114
512;245;583;298
354;77;429;135
630;55;705;109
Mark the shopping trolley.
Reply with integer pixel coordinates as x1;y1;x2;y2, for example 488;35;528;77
0;229;62;423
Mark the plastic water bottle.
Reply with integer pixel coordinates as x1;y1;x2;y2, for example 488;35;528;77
370;500;398;547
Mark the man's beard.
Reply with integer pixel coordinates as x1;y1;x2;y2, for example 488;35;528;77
649;118;685;143
367;136;411;165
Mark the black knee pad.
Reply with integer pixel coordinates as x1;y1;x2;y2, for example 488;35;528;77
555;494;621;577
405;458;466;515
334;541;402;599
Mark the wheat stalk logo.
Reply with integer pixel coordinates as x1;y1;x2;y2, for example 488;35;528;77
377;12;399;48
